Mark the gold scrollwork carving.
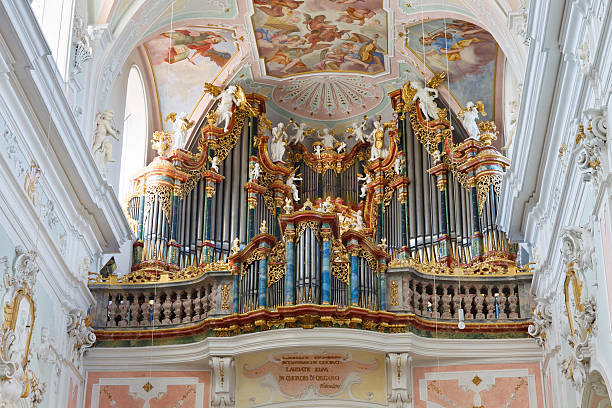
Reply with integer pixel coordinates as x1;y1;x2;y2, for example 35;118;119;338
331;239;350;285
221;284;231;310
268;241;286;286
296;220;321;242
389;281;399;306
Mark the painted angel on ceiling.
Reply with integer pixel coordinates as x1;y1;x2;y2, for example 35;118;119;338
162;29;231;67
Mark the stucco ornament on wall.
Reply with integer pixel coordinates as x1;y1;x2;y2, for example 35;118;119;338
575;107;608;184
558;226;598;388
0;246;46;407
66;308;96;368
528;293;554;348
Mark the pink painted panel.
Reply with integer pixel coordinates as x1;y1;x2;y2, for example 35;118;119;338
600;203;612;333
413;362;544;408
85;371;211;408
67;377;79;408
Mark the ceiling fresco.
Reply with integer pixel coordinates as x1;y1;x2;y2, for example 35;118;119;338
404;18;498;115
143;26;239;130
250;0;389;77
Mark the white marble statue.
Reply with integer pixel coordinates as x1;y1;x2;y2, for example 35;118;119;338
358;173;372;198
92;110;120;175
291;122;310;144
269;122;288;162
314;145;323;159
336;141;347;154
321;196;334;213
210;156;220;172
348;119;369;143
213;85;241;132
368;120;386;161
355;209;365;229
249;162;260;181
231;238;240;255
318;128;338;149
394;156;405;175
459;102;482;139
286;173;302;202
283;197;294;214
412;81;439;120
169;112;194;149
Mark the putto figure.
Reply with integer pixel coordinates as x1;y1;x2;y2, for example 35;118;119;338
412;81;439;120
357;172;372;198
286;171;302;202
290;122;313;144
458;101;486;140
347;118;369;143
249;162;260;181
92;110;120;175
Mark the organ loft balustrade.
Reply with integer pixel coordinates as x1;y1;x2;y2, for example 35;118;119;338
88;77;533;346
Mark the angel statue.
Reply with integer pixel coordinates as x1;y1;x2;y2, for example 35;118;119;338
286;171;302;202
394;156;405;175
357;172;372;198
412;81;439;121
318;128;338;149
336;141;347;154
204;83;247;132
165;112;194;149
458;101;486;140
92;110;120;175
346;117;369;143
290;122;313;144
231;238;240;255
270;122;290;162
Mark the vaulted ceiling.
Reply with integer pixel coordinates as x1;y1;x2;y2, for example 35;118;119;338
92;0;527;140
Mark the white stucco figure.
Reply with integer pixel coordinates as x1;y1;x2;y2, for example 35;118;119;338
355;210;365;229
358;173;372;198
412;82;439;120
348;119;368;143
321;196;334;212
231;238;240;255
283;197;294;214
213;85;241;132
318;128;338;149
210;156;219;172
92;110;119;175
368;120;386;161
291;122;310;144
249;162;260;181
336;141;347;154
394;156;405;175
286;173;302;202
269;122;288;162
169;112;193;149
459;102;482;139
314;145;323;159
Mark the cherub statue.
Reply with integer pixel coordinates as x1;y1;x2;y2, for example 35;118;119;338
321;196;334;213
249;162;260;181
283;197;294;214
286;172;302;202
270;122;289;162
92;110;120;175
290;122;313;144
394;156;405;175
336;141;347;154
205;83;242;132
412;81;439;120
210;156;219;172
260;220;268;234
347;118;369;143
165;112;194;149
314;144;323;159
357;172;372;198
318;128;337;149
231;238;240;255
458;101;486;140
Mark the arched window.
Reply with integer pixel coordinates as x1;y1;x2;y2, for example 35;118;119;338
118;66;148;203
30;0;75;80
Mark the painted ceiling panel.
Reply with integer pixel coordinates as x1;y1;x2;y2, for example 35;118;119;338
143;26;239;130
